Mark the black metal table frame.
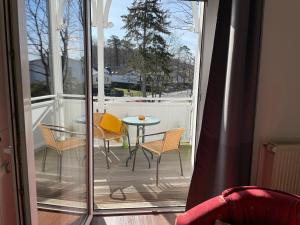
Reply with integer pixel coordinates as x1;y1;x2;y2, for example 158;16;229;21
124;119;160;171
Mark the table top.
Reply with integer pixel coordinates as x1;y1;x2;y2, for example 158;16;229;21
122;116;160;126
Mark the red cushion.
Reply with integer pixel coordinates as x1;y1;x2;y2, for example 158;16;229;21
176;186;300;225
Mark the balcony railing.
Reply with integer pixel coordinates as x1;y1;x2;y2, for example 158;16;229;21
31;94;194;149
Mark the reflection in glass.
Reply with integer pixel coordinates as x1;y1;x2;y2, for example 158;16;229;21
25;0;88;223
25;0;51;97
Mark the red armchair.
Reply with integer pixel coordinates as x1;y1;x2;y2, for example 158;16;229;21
176;186;300;225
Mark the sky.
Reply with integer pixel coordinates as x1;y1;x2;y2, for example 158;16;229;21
26;0;199;61
92;0;199;56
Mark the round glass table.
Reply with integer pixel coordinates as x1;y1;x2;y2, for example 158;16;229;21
122;116;160;170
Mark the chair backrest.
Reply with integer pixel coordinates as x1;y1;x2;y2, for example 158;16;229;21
100;113;123;134
93;112;125;138
162;128;184;152
38;124;57;149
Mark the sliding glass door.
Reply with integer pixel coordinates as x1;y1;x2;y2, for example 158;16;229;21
9;0;204;220
11;0;93;224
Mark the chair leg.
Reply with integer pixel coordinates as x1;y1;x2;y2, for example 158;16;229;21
75;149;80;162
178;150;183;176
142;148;151;168
57;152;60;174
104;140;110;169
127;131;131;158
126;150;133;167
58;153;63;182
156;155;161;186
158;154;162;164
42;147;48;172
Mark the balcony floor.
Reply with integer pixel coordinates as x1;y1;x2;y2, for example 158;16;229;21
35;144;192;210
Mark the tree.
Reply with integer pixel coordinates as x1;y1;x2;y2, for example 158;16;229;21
179;45;194;84
122;0;171;97
97;36;134;71
148;37;172;97
60;0;85;87
120;39;135;66
107;35;122;70
167;0;194;31
26;0;84;96
26;0;51;94
92;40;98;69
175;45;193;88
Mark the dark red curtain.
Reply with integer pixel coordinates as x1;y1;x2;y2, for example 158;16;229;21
186;0;263;209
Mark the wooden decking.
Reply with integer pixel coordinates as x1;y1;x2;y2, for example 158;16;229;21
35;144;192;210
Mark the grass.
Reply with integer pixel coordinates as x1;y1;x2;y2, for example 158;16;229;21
114;88;151;97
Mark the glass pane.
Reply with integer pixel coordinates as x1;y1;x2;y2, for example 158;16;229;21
25;0;89;223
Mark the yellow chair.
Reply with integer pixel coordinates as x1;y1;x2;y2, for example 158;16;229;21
93;112;130;168
135;128;184;186
39;123;85;181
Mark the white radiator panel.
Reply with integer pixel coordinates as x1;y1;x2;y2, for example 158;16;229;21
257;143;300;195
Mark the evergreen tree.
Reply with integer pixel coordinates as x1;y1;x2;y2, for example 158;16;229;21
175;45;192;89
122;0;171;97
107;35;122;70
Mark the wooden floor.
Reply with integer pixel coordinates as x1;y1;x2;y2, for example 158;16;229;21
91;213;179;225
38;210;85;225
35;144;192;209
38;210;179;225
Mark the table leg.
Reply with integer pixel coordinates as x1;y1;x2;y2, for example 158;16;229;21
125;127;131;158
132;145;137;171
131;125;141;171
125;151;133;167
140;125;152;166
126;125;139;167
142;125;145;143
126;125;153;170
138;125;140;138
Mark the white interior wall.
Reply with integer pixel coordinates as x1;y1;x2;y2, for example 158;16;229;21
251;0;300;183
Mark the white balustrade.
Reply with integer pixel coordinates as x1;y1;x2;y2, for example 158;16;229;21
31;95;194;149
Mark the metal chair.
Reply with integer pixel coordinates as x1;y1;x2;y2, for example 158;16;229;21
93;112;131;169
134;128;185;186
39;123;86;181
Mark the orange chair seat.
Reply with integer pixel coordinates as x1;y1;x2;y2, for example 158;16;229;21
94;130;122;141
140;140;164;155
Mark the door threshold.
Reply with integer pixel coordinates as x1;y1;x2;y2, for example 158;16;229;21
38;203;86;215
93;206;185;216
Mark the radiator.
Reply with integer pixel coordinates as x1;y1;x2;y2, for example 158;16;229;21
257;143;300;195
